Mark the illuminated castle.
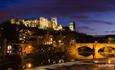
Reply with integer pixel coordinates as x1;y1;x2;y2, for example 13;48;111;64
10;17;75;31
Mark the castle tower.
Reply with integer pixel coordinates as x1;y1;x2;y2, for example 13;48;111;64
39;17;49;29
69;20;76;31
51;17;58;29
51;17;58;25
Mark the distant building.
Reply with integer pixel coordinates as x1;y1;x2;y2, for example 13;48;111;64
51;17;58;30
56;24;63;30
39;17;50;29
10;17;77;32
10;17;61;30
69;21;76;31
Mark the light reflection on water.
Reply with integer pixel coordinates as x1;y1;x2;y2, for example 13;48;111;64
7;68;13;70
0;63;21;70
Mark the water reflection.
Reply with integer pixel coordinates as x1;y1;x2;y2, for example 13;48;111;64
0;63;21;70
26;63;32;68
0;57;33;70
0;55;66;70
0;45;67;70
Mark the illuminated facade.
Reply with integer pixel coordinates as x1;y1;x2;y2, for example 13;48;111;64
39;17;50;29
10;17;64;30
69;21;76;31
10;17;77;31
51;17;58;30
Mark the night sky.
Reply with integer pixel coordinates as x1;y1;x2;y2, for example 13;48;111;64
1;0;115;35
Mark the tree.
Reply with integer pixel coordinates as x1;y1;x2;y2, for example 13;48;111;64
2;20;19;43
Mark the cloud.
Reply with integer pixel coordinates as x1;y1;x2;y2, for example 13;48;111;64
1;0;115;17
78;19;114;25
0;0;115;23
77;15;91;19
105;31;115;33
78;26;94;31
93;20;114;25
0;11;10;22
50;0;115;13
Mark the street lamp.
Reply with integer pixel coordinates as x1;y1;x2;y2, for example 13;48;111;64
24;45;33;54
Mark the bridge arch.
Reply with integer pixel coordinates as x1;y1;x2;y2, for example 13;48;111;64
68;43;115;59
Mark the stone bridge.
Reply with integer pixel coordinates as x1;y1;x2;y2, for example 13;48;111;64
68;43;115;59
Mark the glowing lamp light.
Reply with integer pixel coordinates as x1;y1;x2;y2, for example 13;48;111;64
7;45;12;50
26;63;32;68
24;45;33;54
108;59;111;64
28;45;32;49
